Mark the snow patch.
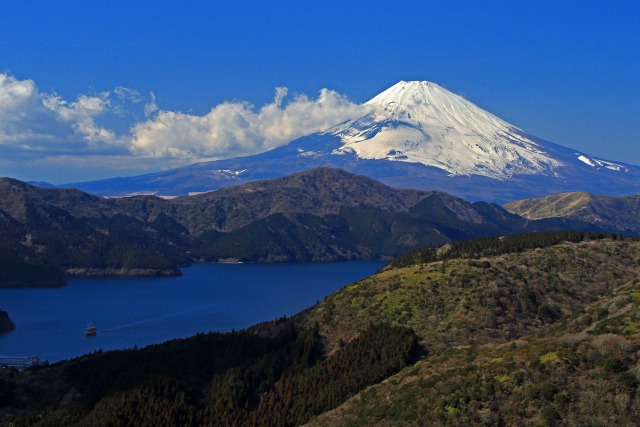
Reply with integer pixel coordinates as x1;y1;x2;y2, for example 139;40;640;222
576;154;626;172
209;169;247;178
577;155;596;167
297;150;321;157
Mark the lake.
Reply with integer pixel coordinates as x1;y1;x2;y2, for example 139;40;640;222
0;261;385;363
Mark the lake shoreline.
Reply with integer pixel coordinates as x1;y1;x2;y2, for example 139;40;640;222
0;261;385;363
2;257;391;288
65;267;183;278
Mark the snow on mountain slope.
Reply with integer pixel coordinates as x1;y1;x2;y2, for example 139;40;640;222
576;154;626;171
326;81;561;179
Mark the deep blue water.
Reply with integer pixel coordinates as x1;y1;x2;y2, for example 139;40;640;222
0;261;384;363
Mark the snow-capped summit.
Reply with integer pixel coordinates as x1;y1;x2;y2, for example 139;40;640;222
57;80;640;203
326;80;561;179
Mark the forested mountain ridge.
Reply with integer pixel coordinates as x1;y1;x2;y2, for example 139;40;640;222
1;168;624;286
0;178;187;285
1;232;638;426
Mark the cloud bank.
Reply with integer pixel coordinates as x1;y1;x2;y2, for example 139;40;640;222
0;74;127;155
130;87;368;159
0;73;368;181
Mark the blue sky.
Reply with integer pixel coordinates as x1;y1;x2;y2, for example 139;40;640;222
1;1;638;183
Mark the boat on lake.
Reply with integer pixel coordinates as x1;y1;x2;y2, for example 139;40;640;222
85;323;97;336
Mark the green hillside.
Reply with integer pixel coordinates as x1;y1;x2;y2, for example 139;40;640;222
309;281;640;426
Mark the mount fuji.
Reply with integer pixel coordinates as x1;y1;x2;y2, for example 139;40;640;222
61;81;640;203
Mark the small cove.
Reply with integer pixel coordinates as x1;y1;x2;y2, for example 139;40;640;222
0;261;384;363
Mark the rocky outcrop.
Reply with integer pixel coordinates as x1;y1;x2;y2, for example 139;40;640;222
0;310;15;333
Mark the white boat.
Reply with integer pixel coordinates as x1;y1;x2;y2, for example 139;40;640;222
85;323;97;336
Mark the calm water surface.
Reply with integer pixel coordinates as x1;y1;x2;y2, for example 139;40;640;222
0;261;384;363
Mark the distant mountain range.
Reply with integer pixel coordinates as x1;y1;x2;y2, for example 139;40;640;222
0;168;627;286
504;192;640;234
53;81;640;203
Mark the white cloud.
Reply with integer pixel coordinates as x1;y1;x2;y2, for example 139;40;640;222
0;74;37;112
43;92;118;146
273;87;288;107
114;86;142;104
129;87;369;159
144;92;158;117
0;73;134;153
0;74;60;145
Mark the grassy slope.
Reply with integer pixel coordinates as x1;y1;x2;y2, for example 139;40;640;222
297;239;639;355
504;192;640;234
308;282;640;426
303;239;640;426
